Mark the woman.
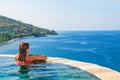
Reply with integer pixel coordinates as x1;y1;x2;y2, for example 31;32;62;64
15;42;47;73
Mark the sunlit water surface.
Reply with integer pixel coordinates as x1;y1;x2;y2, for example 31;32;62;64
0;57;99;80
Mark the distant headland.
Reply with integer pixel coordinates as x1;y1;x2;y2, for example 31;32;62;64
0;15;57;43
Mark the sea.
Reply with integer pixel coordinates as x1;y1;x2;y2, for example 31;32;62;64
0;30;120;72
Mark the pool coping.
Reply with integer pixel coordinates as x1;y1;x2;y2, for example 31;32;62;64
47;57;120;80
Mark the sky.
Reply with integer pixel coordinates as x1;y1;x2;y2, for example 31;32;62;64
0;0;120;31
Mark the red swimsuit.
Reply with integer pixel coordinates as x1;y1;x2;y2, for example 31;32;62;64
16;56;31;65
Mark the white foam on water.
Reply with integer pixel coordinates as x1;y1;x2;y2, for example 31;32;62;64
0;54;15;57
80;41;88;45
64;41;78;43
32;39;57;42
78;34;96;36
63;40;88;45
30;46;39;48
59;47;96;53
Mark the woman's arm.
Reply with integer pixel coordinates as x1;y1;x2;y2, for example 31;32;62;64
27;55;47;62
15;54;19;60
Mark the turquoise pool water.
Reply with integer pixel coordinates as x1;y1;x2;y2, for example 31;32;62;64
0;57;100;80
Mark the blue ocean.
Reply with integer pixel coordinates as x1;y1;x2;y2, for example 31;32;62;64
0;30;120;72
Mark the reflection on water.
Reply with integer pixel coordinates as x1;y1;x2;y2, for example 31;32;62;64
19;65;29;74
0;57;100;80
18;60;47;72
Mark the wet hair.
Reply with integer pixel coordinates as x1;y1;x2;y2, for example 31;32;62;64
18;42;29;61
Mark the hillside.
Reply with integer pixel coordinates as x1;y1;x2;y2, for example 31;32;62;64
0;15;57;43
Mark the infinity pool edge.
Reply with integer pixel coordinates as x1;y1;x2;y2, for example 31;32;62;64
0;54;120;80
47;57;120;80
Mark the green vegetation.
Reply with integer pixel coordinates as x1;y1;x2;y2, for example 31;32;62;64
0;15;57;43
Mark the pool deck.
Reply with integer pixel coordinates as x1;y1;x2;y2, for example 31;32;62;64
47;57;120;80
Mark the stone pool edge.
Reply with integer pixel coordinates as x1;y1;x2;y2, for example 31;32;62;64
47;57;120;80
0;54;120;80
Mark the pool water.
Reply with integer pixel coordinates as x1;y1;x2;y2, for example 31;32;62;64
0;57;100;80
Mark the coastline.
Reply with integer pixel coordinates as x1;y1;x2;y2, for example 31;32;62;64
0;38;20;46
0;36;35;47
0;34;56;47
